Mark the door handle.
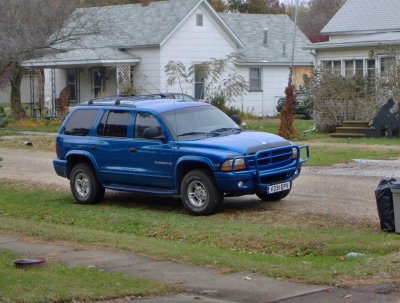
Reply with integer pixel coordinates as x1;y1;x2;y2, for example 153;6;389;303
129;147;137;153
89;146;96;151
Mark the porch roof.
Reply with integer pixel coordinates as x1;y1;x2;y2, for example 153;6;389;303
21;48;140;68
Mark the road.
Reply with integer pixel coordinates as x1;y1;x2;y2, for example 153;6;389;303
1;147;399;222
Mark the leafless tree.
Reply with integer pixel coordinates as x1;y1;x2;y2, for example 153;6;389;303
0;0;105;119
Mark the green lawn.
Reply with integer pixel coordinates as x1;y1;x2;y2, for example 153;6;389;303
0;250;178;303
1;180;399;287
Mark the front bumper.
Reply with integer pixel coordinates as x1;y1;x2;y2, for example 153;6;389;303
215;145;309;195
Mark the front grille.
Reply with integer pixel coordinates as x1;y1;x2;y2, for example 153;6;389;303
247;147;293;170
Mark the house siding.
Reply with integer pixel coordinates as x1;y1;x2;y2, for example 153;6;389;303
235;66;291;117
128;48;161;94
160;5;237;96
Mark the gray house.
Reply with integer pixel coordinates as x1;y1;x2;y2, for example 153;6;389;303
310;0;400;79
20;0;313;116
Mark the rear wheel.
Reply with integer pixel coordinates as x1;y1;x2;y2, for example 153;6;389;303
181;169;223;215
70;163;105;204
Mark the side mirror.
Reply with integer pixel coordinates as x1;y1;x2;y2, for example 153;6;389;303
143;126;164;140
231;114;241;126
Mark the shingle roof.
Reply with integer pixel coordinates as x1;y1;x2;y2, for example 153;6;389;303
219;13;313;65
322;0;400;35
21;48;140;68
57;0;201;49
310;32;400;50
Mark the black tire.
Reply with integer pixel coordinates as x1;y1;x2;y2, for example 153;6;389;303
70;163;105;204
180;169;223;215
256;186;291;202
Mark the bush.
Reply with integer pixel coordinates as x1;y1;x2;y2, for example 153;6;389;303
0;106;7;128
210;96;242;117
302;69;378;132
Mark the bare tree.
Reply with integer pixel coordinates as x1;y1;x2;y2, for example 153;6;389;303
0;0;104;119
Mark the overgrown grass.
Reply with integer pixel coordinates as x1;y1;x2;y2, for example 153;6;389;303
0;250;178;303
1;180;400;286
2;118;61;133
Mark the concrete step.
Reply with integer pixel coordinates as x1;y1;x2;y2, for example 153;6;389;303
341;121;370;128
334;127;370;134
330;132;366;138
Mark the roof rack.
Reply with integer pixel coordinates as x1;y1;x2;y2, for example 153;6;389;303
82;99;137;108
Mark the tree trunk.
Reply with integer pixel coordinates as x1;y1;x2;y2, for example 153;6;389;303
10;66;26;120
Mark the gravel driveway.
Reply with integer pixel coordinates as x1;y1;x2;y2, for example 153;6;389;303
1;147;399;222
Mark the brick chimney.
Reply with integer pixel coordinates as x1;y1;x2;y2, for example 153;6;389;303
142;0;151;6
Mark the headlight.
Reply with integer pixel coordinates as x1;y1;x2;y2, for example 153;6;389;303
292;147;298;160
221;158;246;172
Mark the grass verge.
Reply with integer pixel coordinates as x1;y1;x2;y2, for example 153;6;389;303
0;250;178;303
1;179;400;287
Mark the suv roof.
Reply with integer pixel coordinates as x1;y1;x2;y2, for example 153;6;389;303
78;97;207;114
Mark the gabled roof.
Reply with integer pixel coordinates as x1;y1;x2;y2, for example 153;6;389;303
56;0;243;50
220;13;313;66
21;48;140;68
309;32;400;50
322;0;400;35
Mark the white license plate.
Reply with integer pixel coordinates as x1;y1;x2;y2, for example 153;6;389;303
268;182;291;194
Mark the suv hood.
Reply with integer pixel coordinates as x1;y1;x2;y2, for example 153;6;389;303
178;131;292;155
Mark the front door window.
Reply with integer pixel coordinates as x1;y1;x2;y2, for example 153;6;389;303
93;68;103;98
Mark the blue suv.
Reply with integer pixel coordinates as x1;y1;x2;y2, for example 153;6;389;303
54;97;309;215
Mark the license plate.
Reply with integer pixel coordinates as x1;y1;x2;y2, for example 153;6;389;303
268;182;290;194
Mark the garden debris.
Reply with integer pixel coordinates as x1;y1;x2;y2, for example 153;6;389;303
242;276;252;281
345;252;366;258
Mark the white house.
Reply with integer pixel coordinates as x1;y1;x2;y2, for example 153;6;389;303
310;0;400;80
21;0;313;117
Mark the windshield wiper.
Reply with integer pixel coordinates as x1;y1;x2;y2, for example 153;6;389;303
211;127;242;134
177;131;210;137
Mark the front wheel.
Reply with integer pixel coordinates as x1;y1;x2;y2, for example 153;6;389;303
70;163;105;204
256;186;291;202
181;169;223;215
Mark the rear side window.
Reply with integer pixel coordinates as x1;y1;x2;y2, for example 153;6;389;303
97;110;131;138
64;109;99;136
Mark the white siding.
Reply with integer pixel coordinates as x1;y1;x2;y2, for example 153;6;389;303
235;66;290;117
127;48;161;94
0;86;10;106
160;6;236;95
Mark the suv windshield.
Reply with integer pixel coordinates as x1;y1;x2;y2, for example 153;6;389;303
162;105;240;140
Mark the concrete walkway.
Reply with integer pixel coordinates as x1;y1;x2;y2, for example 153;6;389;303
1;235;400;303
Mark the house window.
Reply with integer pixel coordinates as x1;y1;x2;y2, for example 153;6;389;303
321;60;341;76
196;13;203;26
344;60;354;78
194;64;206;99
367;59;376;81
332;61;341;76
93;68;104;98
67;69;77;103
249;68;262;91
355;60;364;77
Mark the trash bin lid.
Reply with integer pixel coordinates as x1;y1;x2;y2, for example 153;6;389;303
390;182;400;191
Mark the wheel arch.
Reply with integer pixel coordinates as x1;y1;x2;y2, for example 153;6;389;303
175;157;216;194
66;151;99;179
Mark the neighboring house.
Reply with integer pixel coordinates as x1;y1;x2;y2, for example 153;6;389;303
21;0;313;117
310;0;400;81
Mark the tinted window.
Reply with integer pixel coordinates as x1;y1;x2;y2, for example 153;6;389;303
64;109;99;136
134;112;162;139
97;110;130;138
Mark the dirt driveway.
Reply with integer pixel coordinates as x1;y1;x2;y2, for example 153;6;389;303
1;147;399;222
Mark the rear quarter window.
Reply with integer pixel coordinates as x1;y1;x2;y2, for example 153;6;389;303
64;109;99;136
